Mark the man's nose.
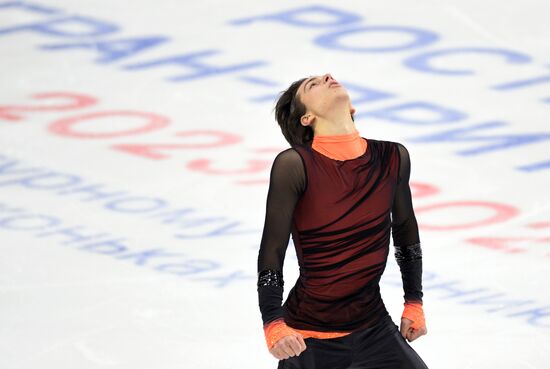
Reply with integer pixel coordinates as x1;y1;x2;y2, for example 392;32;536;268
323;73;334;83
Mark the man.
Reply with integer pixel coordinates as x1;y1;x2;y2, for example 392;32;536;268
257;73;429;368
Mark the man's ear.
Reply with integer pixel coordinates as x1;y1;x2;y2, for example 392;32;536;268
301;114;312;127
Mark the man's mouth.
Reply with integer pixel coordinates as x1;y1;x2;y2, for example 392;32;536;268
329;81;340;88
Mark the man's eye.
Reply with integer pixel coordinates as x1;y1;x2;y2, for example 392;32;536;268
310;82;318;88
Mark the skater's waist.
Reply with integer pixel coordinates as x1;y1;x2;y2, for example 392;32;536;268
291;327;352;339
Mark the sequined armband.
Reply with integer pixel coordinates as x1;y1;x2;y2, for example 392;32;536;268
257;269;284;288
394;242;422;266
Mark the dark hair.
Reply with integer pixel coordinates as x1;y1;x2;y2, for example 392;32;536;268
273;77;355;147
273;77;311;147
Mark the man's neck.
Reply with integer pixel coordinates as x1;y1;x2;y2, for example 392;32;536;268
313;119;357;136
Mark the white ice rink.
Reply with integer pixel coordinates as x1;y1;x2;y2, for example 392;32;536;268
1;1;549;368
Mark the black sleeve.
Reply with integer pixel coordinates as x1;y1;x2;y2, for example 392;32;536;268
391;143;424;304
257;148;306;325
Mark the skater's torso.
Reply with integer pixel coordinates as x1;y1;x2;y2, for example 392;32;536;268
283;131;401;334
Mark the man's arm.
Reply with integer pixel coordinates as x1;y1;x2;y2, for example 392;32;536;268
391;143;423;304
391;143;427;341
257;148;306;349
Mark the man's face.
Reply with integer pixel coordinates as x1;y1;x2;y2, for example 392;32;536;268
296;73;354;126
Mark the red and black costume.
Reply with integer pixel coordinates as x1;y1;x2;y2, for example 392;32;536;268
257;132;428;368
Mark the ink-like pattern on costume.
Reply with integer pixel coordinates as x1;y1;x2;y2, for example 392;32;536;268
257;138;423;333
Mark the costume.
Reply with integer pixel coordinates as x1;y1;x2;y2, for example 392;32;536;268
257;129;428;368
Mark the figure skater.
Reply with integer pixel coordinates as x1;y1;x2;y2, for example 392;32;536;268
257;73;429;368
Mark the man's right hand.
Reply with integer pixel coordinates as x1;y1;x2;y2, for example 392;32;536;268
269;334;307;360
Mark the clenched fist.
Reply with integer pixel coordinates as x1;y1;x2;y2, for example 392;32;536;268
270;333;307;360
400;317;427;342
400;302;428;342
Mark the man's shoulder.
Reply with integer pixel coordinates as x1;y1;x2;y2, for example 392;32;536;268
362;137;401;149
273;147;305;167
368;138;406;151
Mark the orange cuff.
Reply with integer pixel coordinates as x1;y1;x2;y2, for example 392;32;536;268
402;301;425;330
263;318;298;350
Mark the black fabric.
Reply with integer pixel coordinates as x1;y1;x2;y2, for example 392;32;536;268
257;141;424;328
257;149;306;325
277;314;430;369
391;143;423;304
258;269;285;325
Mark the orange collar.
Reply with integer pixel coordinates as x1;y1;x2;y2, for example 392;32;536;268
311;129;367;160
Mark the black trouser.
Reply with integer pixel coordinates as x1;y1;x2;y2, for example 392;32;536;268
277;314;429;369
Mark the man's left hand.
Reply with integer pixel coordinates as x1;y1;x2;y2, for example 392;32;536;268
400;317;427;342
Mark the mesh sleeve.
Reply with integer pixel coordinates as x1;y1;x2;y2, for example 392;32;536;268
257;148;306;325
391;143;423;304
